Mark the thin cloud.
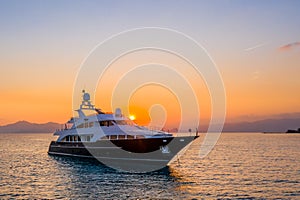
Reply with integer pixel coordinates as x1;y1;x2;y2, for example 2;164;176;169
244;42;267;52
279;42;300;51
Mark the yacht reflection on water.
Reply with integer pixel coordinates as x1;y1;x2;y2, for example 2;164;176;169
48;90;198;172
50;155;172;175
48;155;188;199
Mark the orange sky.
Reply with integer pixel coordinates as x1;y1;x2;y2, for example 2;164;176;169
1;48;299;128
1;2;300;127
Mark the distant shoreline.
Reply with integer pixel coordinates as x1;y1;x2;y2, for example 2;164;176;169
262;132;300;134
1;131;300;134
1;120;300;134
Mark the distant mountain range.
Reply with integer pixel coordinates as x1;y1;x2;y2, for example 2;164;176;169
221;117;300;132
0;121;61;133
0;117;299;133
198;117;300;132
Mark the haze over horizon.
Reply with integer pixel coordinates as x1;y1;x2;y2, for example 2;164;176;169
0;1;299;129
1;112;300;127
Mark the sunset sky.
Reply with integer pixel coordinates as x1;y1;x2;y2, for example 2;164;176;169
0;1;299;128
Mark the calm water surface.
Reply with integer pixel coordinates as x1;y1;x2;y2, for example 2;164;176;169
0;133;299;199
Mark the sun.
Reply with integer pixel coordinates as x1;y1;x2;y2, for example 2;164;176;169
129;115;136;120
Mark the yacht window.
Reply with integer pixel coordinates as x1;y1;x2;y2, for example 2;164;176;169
78;134;93;142
110;135;117;140
79;135;85;141
127;135;134;139
99;121;114;127
89;122;94;127
114;120;134;126
76;123;84;128
119;135;125;139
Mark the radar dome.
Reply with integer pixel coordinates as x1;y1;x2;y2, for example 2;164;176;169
115;108;122;117
83;93;90;101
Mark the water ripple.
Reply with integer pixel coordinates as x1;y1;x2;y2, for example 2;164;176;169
0;133;299;199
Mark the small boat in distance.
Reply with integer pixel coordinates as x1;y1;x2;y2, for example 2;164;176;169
286;128;300;133
48;90;199;172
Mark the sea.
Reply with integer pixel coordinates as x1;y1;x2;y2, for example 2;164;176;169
0;133;299;199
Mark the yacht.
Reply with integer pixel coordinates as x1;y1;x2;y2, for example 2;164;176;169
48;90;199;172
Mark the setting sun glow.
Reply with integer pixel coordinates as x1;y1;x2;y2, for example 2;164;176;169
129;115;136;121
